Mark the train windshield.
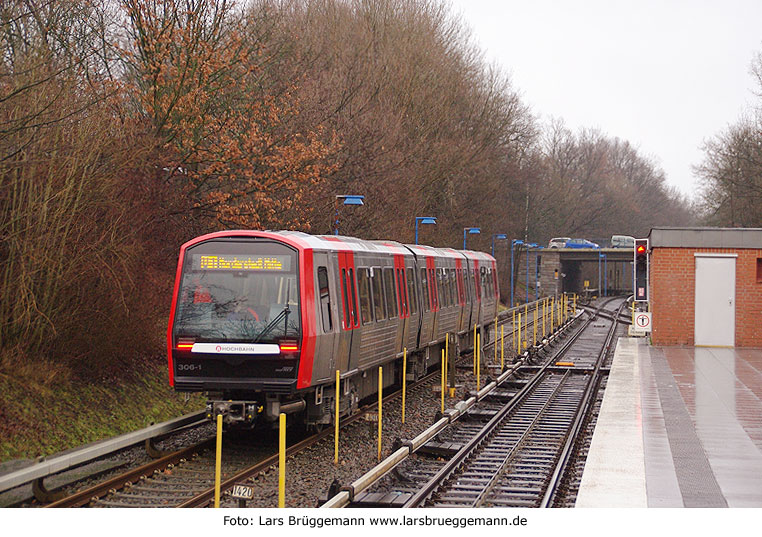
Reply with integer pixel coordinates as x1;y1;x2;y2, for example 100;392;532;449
173;240;300;344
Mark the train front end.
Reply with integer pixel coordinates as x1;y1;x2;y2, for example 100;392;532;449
167;231;313;426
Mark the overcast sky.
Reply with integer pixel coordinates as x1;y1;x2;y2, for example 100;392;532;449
447;0;762;198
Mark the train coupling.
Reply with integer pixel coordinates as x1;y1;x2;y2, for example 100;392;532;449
206;400;262;425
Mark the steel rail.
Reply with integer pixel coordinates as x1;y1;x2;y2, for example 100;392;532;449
402;308;596;508
1;410;206;497
177;368;442;508
45;438;216;508
539;299;627;507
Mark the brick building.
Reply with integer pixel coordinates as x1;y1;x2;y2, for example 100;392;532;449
649;227;762;347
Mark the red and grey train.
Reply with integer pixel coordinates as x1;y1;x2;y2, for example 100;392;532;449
167;230;499;427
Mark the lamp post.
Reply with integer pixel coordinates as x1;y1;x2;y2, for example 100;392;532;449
415;217;437;244
510;239;523;307
333;195;364;235
463;227;481;250
491;233;507;257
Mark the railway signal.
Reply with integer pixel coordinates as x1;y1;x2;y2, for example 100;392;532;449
633;238;649;302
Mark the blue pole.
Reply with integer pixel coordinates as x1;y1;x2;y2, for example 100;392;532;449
463;229;467;250
535;253;539;300
510;242;515;307
604;255;608;296
415;219;419;245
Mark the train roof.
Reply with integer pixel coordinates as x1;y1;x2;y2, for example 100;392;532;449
181;230;495;263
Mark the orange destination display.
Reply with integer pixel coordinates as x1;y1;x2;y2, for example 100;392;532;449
196;254;292;271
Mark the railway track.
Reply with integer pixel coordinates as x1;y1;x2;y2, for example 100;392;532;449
328;297;626;508
47;364;446;508
13;296;580;508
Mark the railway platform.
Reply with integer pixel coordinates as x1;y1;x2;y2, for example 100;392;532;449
576;338;762;507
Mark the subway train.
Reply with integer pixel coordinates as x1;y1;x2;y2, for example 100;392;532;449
167;230;499;427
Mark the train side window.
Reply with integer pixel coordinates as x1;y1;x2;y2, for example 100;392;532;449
472;268;480;300
317;266;332;332
406;268;417;315
372;268;386;321
383;267;398;318
341;269;350;329
460;269;471;304
456;268;462;303
357;268;372;325
348;268;358;328
448;269;455;306
442;269;449;307
420;268;429;312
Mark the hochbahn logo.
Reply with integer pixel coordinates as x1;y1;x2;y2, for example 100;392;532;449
215;344;251;353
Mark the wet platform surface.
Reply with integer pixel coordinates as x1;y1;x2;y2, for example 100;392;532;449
576;339;762;507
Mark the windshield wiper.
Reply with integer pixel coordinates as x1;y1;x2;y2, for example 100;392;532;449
255;284;293;343
254;303;289;343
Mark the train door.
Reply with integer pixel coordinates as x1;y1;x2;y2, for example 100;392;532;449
406;256;421;351
312;252;339;382
394;254;408;354
426;256;438;342
336;251;360;373
456;258;466;333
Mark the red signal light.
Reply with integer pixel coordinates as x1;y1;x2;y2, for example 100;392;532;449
636;244;646;254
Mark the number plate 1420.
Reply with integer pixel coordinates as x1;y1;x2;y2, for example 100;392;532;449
231;484;254;499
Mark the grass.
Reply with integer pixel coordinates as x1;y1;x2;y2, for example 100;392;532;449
0;354;204;462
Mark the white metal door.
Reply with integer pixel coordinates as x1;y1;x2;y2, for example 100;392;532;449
694;255;736;346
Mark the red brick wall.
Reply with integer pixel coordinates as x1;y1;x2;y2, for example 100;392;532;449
651;247;762;346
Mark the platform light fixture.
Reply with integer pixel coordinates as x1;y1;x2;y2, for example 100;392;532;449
415;217;437;244
463;227;481;250
491;233;508;257
333;195;365;235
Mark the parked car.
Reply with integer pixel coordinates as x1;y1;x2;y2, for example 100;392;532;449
565;238;600;249
611;235;635;248
548;237;570;248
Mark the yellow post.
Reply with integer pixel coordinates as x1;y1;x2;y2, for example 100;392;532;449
214;414;222;508
542;298;546;337
278;413;286;508
476;333;481;389
573;293;577;314
473;324;477;375
494;318;498;365
445;335;450;396
334;369;340;463
512;309;516;352
550;298;555;331
378;366;383;461
441;349;445;413
533;305;537;346
501;325;505;371
518;312;522;352
402;349;407;425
